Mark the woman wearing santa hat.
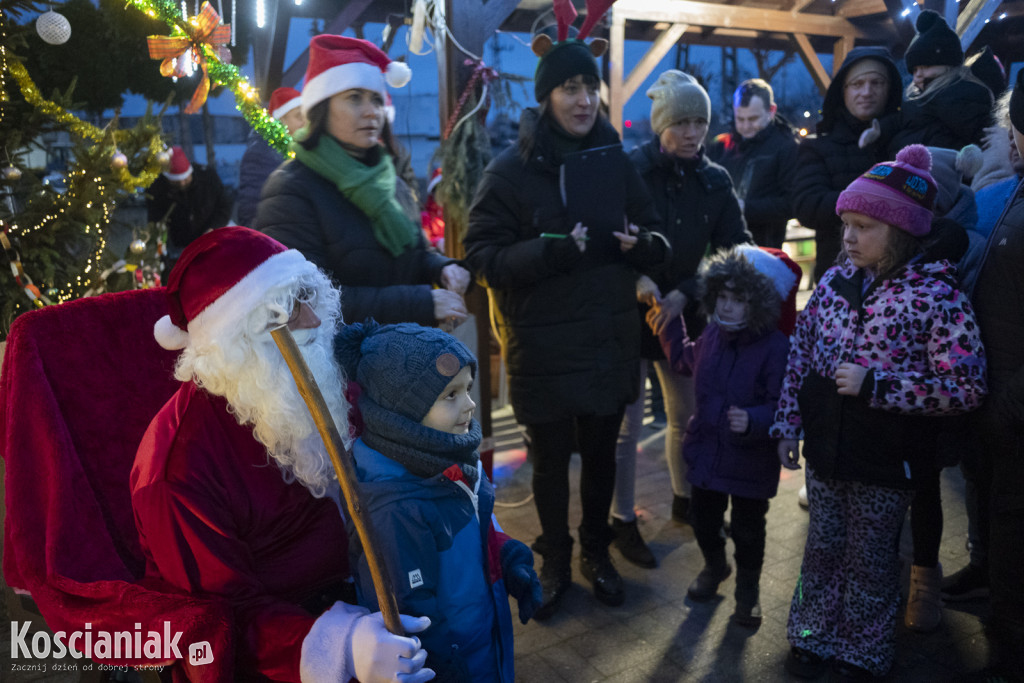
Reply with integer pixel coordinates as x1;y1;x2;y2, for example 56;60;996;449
464;7;669;620
257;35;470;328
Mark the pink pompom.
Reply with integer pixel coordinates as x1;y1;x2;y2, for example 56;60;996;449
896;144;932;172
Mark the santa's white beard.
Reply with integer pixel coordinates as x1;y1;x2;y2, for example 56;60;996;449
185;324;351;498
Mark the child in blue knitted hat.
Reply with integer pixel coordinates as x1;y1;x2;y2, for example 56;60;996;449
335;320;541;683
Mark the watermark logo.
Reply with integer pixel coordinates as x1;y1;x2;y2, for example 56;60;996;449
188;641;213;666
8;621;211;664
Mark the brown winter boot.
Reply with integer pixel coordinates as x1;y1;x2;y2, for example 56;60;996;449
905;563;943;632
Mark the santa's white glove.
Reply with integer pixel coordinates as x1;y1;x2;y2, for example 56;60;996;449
300;601;435;683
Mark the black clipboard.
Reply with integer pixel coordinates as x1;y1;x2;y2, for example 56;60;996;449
560;144;628;259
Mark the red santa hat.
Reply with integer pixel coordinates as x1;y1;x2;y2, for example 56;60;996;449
269;86;303;120
154;226;312;351
735;244;802;336
301;35;412;115
163;146;192;182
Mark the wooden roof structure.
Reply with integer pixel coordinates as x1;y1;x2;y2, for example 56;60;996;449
253;0;1023;119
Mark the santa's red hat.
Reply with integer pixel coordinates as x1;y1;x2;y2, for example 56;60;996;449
269;86;303;120
163;146;192;182
736;244;802;336
154;226;313;351
301;35;412;115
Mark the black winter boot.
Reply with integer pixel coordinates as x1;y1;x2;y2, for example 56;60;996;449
687;549;732;601
579;525;625;606
531;537;572;621
732;567;762;627
612;517;657;568
579;549;625;606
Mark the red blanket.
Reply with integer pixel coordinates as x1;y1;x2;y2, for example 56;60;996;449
1;289;233;681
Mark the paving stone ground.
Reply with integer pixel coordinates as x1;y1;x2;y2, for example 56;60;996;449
490;406;989;682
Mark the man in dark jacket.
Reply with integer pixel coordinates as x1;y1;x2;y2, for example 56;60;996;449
708;78;799;248
235;87;306;227
791;47;902;282
146;145;231;280
968;69;1024;679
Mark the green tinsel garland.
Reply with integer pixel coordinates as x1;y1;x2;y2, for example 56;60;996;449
126;0;292;157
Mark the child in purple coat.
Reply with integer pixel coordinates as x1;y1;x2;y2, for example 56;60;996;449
653;244;798;627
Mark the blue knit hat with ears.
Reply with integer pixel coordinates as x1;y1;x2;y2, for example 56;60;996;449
334;321;476;423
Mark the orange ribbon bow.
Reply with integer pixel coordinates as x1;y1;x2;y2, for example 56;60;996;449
146;2;231;114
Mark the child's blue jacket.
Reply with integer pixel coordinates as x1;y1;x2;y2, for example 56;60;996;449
349;438;515;682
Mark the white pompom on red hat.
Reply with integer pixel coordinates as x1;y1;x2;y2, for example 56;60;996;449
734;244;803;336
163;145;192;182
153;226;313;351
301;35;412;115
269;86;303;120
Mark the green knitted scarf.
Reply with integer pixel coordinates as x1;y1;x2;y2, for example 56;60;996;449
292;135;420;257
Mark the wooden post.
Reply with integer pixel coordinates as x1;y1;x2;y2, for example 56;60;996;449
436;0;519;479
833;34;855;77
609;11;626;133
271;327;403;635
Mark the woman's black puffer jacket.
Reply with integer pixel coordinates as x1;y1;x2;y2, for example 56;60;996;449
464;110;669;425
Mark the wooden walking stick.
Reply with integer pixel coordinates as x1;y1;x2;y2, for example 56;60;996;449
271;326;404;635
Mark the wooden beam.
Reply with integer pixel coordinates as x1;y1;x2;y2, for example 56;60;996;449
789;0;818;13
956;0;1003;49
613;0;868;38
609;12;626;133
792;32;831;95
281;0;375;88
832;34;855;76
835;0;888;17
622;23;689;102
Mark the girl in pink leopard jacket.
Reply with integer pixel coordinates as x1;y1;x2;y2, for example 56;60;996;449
770;145;987;680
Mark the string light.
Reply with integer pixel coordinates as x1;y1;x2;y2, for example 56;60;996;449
3;50;165;311
256;0;265;28
6;59;164;189
126;0;293;156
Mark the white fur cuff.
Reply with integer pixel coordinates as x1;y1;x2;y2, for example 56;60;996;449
299;601;369;683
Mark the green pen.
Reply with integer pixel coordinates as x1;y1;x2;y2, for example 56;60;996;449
540;232;589;241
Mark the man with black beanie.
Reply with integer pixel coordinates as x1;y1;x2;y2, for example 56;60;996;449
968;66;1024;681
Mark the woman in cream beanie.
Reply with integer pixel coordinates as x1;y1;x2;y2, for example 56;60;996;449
612;69;750;574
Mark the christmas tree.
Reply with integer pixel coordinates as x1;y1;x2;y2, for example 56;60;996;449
1;1;168;337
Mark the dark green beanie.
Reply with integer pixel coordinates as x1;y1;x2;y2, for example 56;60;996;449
534;40;600;102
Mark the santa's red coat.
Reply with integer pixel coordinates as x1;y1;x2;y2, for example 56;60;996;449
131;382;350;682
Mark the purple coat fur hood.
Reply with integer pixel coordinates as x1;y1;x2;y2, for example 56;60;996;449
659;314;790;500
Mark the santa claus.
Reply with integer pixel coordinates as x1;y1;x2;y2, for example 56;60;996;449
131;226;435;682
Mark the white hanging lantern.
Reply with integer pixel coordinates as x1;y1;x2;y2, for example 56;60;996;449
36;10;71;45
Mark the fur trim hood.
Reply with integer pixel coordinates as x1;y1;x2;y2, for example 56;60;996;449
699;247;789;336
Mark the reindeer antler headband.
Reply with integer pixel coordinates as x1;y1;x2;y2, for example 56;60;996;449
532;0;617;101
